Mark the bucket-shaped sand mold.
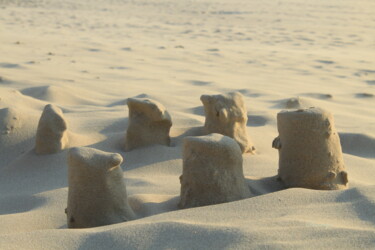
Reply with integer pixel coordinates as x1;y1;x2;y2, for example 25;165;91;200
66;147;135;228
272;107;348;190
178;133;251;209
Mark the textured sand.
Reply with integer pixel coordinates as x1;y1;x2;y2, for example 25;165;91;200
0;0;374;249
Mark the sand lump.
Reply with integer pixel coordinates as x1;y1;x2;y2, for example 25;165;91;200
178;133;251;208
125;98;172;151
35;104;69;154
66;147;135;228
200;92;255;154
273;107;348;190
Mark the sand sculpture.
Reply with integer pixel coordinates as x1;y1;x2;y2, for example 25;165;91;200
66;147;135;228
125;98;172;151
200;92;255;154
35;104;69;154
178;133;251;208
272;107;348;190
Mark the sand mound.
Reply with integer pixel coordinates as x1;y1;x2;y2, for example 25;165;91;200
0;107;38;167
20;85;98;106
283;97;315;109
0;107;23;135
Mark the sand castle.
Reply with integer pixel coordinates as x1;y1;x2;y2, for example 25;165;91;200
35;104;69;154
125;98;172;151
66;147;135;228
178;133;251;208
200;92;255;154
272;107;349;190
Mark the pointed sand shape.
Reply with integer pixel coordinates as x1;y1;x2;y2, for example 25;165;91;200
201;92;255;153
35;104;68;154
273;107;348;190
178;133;251;209
66;147;135;228
125;98;172;151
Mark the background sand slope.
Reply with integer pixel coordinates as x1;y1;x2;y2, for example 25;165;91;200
0;0;374;249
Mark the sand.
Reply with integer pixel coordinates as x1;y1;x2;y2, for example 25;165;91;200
0;0;374;249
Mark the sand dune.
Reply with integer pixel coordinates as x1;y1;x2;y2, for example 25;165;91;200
0;0;374;249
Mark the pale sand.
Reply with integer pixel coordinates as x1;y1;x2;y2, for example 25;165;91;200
0;0;375;249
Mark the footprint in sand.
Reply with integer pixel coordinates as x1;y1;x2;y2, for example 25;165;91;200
316;60;335;65
354;69;375;85
109;66;129;70
207;48;220;52
189;80;212;86
0;63;21;69
121;47;132;51
301;93;333;100
355;93;374;98
87;48;101;52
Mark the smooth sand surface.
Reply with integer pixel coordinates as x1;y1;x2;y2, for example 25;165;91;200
0;0;374;249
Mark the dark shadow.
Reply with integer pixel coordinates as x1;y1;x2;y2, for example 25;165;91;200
335;187;375;226
300;93;333;100
236;89;262;98
247;115;269;127
171;126;205;146
0;76;13;85
0;194;45;215
109;66;130;70
121;47;132;51
128;196;180;219
83;133;181;172
186;106;204;116
339;133;375;159
355;93;374;98
189;80;212;86
0;63;22;68
316;60;335;65
0;149;69;196
107;93;149;107
107;99;127;107
99;118;128;135
87;48;101;52
245;176;285;196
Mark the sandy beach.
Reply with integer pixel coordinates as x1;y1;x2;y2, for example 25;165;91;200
0;0;375;249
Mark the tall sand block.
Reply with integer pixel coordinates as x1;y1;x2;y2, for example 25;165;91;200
178;133;251;209
35;104;68;154
201;92;255;153
66;147;135;228
125;98;172;151
272;107;348;190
